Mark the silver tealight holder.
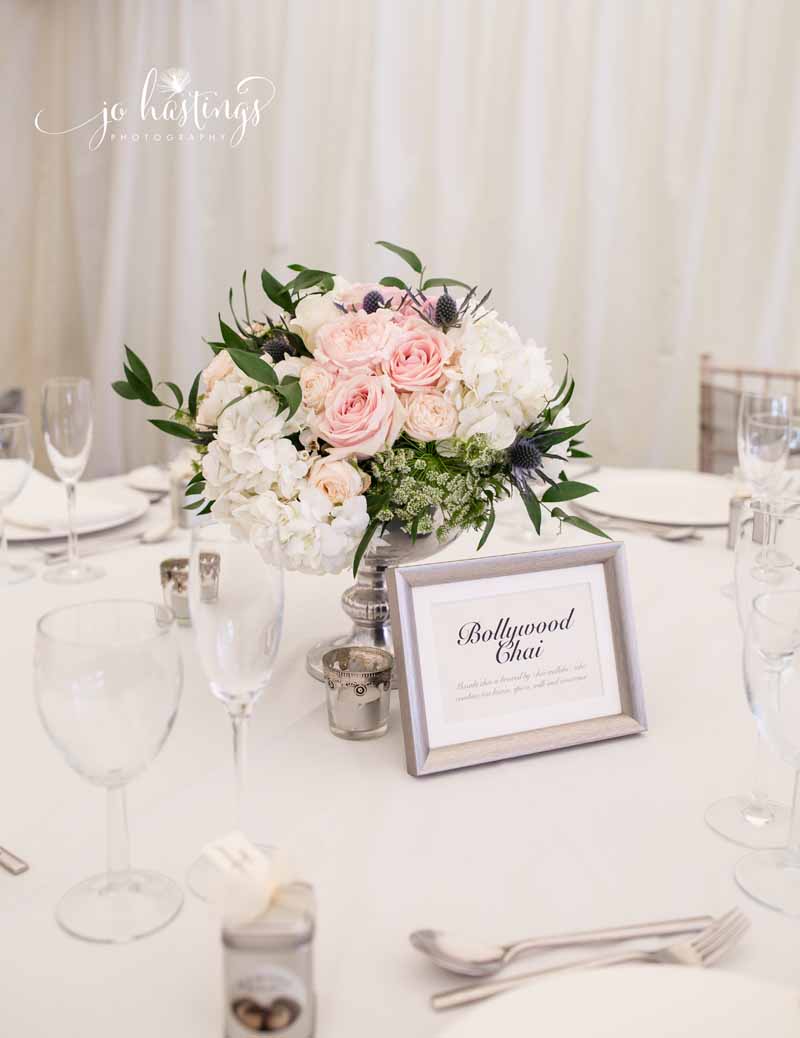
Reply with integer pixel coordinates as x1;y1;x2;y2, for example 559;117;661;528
160;557;191;625
322;646;393;740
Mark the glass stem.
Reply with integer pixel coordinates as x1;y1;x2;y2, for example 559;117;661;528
749;730;771;815
65;482;78;566
229;705;252;833
106;786;131;891
788;772;800;863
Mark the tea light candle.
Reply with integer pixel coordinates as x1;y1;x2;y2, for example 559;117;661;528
160;557;191;625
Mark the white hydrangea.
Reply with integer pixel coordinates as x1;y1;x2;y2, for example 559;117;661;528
444;313;555;449
201;366;368;574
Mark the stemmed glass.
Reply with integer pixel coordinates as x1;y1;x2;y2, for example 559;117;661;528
737;392;791;498
737;590;800;913
41;377;103;584
34;600;183;942
187;523;284;898
706;497;800;846
0;414;34;585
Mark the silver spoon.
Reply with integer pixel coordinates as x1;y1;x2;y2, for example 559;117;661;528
410;914;713;978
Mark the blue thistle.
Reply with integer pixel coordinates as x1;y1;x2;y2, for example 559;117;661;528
362;290;384;314
509;436;543;478
435;293;459;327
261;330;294;363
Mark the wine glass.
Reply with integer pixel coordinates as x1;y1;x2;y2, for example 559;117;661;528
41;377;103;584
0;414;34;585
187;522;284;898
706;497;800;846
737;392;790;497
736;590;800;913
34;600;183;942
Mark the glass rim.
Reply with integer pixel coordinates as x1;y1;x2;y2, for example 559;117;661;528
752;589;800;625
0;413;30;427
36;598;175;647
42;375;91;388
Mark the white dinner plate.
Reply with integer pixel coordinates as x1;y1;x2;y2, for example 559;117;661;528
577;467;733;527
438;964;799;1038
126;464;170;495
6;488;149;542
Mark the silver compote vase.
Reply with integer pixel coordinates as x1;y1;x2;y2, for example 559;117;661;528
305;519;459;682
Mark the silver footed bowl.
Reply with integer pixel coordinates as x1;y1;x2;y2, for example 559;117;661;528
305;519;460;683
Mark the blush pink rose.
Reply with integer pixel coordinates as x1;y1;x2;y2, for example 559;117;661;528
318;373;405;460
314;310;396;373
299;362;333;411
403;390;458;442
308;457;370;504
381;324;452;391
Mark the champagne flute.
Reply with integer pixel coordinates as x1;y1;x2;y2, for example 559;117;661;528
706;497;800;846
737;590;800;913
187;522;284;898
41;377;103;584
737;392;790;496
0;414;34;585
34;600;183;942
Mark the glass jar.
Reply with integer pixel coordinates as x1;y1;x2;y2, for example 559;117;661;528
222;883;315;1037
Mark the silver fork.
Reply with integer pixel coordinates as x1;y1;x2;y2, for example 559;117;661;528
431;908;749;1011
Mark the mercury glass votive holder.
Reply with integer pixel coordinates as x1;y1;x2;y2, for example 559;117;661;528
322;647;393;740
160;557;191;626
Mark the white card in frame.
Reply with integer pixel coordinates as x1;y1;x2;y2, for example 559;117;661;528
387;541;645;776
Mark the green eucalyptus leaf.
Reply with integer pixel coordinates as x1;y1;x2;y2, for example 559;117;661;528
553;510;610;541
541;480;598;504
275;380;302;417
112;380;138;401
227;347;278;385
287;268;332;293
124;346;152;389
421;277;472;291
261;269;294;314
534;421;589;452
161;381;184;408
378;276;408;290
570;448;592;459
352;520;380;577
476;498;496;550
188;371;201;418
205;341;227;355
149;419;199;441
197;500;214;516
123;365;161;407
518;482;542;534
375;240;423;274
219;315;249;349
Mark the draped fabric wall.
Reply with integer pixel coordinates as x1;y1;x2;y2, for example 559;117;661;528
4;0;800;474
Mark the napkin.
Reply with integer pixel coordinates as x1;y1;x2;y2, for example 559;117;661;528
6;470;140;532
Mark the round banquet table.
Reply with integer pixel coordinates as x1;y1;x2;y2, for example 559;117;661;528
1;481;798;1036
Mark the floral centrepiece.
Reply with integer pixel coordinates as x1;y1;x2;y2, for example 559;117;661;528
115;241;604;575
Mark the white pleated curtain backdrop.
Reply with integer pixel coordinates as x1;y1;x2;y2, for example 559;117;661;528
4;0;800;473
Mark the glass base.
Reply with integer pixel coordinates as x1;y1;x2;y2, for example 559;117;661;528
735;849;800;915
56;870;183;943
0;560;35;585
329;719;389;741
43;559;104;585
705;795;790;848
186;841;273;903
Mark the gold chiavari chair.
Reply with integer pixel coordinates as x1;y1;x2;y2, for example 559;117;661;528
699;354;800;474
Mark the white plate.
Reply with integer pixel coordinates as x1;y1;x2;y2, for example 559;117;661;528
6;489;150;542
578;468;733;527
438;964;799;1038
126;465;169;495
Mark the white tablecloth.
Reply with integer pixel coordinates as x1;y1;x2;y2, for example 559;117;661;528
1;487;798;1035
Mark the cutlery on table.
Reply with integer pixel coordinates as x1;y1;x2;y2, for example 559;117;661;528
571;508;702;542
42;522;177;565
0;846;29;876
431;908;749;1011
411;913;714;978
